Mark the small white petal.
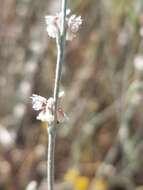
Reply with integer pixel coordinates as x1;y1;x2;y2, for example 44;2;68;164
47;97;55;109
45;14;60;38
37;110;54;123
58;91;65;98
31;94;47;111
45;16;55;24
58;9;71;19
66;9;71;15
46;25;58;38
69;14;76;20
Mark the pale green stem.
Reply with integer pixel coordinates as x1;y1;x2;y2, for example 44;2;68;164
47;1;67;190
53;0;67;121
47;126;56;190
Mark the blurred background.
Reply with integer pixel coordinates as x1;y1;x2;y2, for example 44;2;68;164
0;0;143;189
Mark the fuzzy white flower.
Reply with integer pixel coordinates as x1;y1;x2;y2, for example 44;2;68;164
45;15;59;38
58;91;65;98
30;92;68;124
67;15;82;40
31;94;47;111
37;109;54;123
45;9;82;40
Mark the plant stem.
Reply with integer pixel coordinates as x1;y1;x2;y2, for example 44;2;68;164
47;1;67;190
53;0;67;122
47;126;56;190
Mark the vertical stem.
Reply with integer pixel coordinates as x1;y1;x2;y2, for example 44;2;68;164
47;126;56;190
47;1;67;190
53;0;67;123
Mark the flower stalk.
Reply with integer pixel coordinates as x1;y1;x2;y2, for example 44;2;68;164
48;1;67;190
47;125;56;190
53;0;67;123
31;1;82;190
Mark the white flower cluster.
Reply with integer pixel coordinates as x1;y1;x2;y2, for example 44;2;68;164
31;92;68;125
45;9;82;40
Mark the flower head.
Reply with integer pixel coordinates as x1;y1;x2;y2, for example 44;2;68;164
30;92;68;125
31;94;47;111
36;109;54;123
67;15;82;40
45;15;59;38
45;9;82;40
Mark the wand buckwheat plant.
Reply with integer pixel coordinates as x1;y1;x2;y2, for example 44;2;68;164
30;1;82;190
